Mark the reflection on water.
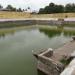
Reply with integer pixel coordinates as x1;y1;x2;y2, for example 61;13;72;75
39;27;75;38
0;26;75;39
39;28;61;38
0;33;5;38
0;30;15;38
64;30;75;37
0;26;75;75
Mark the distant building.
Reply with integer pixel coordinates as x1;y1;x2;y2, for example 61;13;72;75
0;8;11;11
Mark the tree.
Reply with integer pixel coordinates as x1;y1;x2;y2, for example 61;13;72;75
12;8;16;11
38;3;64;14
54;5;64;13
49;3;55;7
6;5;16;11
65;4;72;12
71;3;75;12
28;7;30;10
38;3;75;14
65;3;75;12
17;8;22;12
58;5;64;13
38;8;44;14
44;6;50;14
6;5;13;10
48;3;55;13
0;4;3;9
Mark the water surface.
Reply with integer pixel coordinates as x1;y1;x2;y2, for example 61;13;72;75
0;26;75;75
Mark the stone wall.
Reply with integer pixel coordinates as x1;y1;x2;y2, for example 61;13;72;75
33;49;64;75
0;19;75;28
64;21;75;25
36;20;63;25
0;20;36;28
38;55;64;75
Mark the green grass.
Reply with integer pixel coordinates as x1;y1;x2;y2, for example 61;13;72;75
60;57;73;66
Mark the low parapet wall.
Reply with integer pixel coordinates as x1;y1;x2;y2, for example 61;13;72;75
0;19;65;28
60;58;75;75
0;18;75;28
33;49;64;75
0;20;36;28
36;20;63;25
38;55;64;75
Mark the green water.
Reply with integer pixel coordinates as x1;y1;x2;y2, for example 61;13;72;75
0;26;75;75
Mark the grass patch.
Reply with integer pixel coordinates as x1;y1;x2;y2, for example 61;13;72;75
60;56;73;66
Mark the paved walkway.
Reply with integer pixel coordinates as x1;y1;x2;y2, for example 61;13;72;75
50;40;75;61
0;18;75;22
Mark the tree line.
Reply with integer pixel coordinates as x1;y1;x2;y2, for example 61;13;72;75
0;4;30;12
38;3;75;14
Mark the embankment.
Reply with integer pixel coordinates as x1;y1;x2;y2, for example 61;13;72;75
0;18;75;28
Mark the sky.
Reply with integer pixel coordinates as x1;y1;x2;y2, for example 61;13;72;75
0;0;75;11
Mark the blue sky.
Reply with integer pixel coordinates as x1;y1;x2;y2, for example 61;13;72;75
0;0;75;11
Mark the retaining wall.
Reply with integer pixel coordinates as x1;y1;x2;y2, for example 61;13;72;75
0;18;75;28
0;20;36;28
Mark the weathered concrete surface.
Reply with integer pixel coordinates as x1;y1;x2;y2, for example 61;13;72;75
64;18;75;21
0;18;63;27
33;38;75;75
37;55;64;75
51;40;75;61
0;19;36;28
60;58;75;75
0;18;75;28
33;48;64;75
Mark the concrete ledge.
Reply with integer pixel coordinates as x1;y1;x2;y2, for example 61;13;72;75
33;48;64;75
60;58;75;75
0;18;75;28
